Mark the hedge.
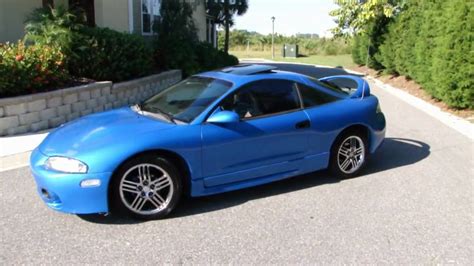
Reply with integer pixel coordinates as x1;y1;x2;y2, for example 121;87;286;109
70;27;154;82
354;0;473;109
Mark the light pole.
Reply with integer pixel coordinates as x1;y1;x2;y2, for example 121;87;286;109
271;16;275;59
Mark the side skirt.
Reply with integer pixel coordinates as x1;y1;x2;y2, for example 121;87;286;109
191;152;329;197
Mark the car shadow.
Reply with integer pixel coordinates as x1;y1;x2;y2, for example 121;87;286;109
77;137;430;224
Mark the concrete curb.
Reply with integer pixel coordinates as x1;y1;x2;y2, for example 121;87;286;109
0;151;31;172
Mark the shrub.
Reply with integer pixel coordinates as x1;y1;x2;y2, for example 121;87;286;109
0;41;69;97
69;27;153;82
195;42;239;71
24;6;153;83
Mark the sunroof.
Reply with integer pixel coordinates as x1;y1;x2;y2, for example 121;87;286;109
220;64;277;75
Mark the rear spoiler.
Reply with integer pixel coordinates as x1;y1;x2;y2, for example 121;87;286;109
319;75;370;99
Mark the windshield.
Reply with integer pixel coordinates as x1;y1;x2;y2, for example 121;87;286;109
141;77;232;123
308;77;351;95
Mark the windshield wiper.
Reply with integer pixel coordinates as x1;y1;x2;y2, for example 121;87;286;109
139;104;176;124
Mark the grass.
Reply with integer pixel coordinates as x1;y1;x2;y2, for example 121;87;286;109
229;50;356;68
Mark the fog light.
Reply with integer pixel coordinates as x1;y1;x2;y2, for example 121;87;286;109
80;179;101;188
41;188;51;199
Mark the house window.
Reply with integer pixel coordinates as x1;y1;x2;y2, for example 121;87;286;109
142;0;161;35
206;17;216;47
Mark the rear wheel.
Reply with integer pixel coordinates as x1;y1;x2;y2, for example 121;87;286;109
110;155;182;220
330;132;368;178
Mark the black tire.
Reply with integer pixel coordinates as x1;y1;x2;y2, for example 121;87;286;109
329;130;369;179
110;154;182;220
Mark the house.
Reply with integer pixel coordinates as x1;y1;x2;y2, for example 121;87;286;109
0;0;217;46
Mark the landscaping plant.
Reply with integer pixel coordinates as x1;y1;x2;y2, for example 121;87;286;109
0;41;69;97
70;27;153;82
154;0;238;76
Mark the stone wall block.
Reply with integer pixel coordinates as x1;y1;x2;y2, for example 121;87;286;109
7;125;29;136
107;94;116;102
66;112;80;121
97;96;108;106
27;99;46;112
47;97;62;108
72;102;86;113
91;88;101;99
40;108;57;121
31;121;48;132
86;98;98;109
63;93;78;104
79;91;91;101
81;109;92;116
49;116;66;128
4;103;27;116
104;103;113;110
101;86;111;96
57;104;71;116
93;106;104;113
0;116;20;135
19;112;40;125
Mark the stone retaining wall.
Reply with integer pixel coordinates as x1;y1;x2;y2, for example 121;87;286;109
0;70;182;136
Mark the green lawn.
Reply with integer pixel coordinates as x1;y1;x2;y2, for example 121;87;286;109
229;50;355;68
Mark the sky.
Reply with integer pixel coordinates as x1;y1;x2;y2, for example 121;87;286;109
233;0;338;37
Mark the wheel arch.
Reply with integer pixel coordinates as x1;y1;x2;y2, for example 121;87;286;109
108;149;192;205
331;124;371;154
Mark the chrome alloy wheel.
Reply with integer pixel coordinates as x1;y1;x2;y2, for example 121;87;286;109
119;164;174;215
337;136;365;174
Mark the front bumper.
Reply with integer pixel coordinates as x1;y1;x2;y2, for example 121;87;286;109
30;148;112;214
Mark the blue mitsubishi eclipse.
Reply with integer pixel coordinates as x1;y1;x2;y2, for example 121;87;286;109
30;64;385;220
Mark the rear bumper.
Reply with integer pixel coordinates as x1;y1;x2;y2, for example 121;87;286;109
30;149;112;214
370;112;386;154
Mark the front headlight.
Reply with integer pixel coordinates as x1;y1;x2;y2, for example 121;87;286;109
45;157;88;173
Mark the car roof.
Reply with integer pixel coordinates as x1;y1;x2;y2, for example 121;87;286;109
195;64;311;88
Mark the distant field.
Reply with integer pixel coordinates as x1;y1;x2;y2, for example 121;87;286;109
229;50;355;68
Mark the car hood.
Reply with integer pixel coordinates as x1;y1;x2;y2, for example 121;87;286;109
39;107;175;157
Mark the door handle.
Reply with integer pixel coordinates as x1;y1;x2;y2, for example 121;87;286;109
295;120;310;129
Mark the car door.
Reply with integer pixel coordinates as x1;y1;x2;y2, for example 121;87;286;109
201;79;311;187
296;82;345;161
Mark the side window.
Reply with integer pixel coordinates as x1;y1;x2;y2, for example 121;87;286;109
221;79;300;119
297;83;339;108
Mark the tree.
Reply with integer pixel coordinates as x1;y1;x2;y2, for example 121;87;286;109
207;0;248;52
330;0;403;36
331;0;400;68
153;0;198;74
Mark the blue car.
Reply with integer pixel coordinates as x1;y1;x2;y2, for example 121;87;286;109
30;64;385;219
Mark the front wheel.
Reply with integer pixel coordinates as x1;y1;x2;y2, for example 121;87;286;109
110;155;182;220
330;132;368;178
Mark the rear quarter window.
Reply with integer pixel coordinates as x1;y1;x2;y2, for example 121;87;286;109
297;83;340;108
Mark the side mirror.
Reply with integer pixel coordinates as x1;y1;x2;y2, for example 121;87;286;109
207;110;240;124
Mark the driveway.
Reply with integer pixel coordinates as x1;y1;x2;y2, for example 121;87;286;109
0;63;472;264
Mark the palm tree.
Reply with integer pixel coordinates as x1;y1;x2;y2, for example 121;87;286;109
207;0;248;53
